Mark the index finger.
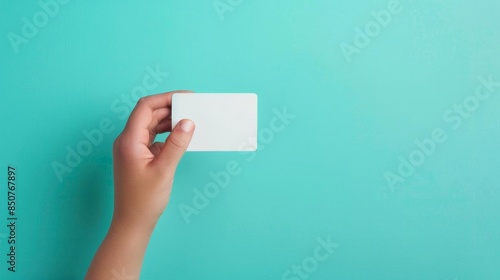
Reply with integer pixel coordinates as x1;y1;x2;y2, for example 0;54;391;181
124;90;193;135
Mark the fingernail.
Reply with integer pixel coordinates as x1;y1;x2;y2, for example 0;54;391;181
180;120;194;132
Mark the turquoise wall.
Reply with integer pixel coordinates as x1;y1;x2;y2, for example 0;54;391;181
1;0;499;279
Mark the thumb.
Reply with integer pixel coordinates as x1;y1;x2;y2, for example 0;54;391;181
155;119;195;174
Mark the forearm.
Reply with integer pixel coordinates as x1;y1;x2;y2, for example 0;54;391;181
86;91;194;279
85;218;154;280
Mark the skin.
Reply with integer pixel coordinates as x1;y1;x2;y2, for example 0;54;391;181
85;90;195;280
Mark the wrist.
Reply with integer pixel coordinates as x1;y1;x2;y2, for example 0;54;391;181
110;213;157;238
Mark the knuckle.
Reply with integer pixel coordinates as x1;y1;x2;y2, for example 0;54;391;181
112;135;122;152
136;97;148;108
167;135;186;151
112;139;124;156
113;134;132;157
137;97;146;104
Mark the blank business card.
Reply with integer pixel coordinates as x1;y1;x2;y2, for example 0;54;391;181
172;93;258;151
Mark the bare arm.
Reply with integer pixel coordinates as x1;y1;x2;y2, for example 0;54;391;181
85;91;195;279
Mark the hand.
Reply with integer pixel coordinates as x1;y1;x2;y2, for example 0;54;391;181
112;90;195;230
86;90;195;280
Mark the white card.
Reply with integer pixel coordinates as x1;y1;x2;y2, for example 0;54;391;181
172;93;258;151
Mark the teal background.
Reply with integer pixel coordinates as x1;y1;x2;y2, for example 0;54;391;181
1;0;500;279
